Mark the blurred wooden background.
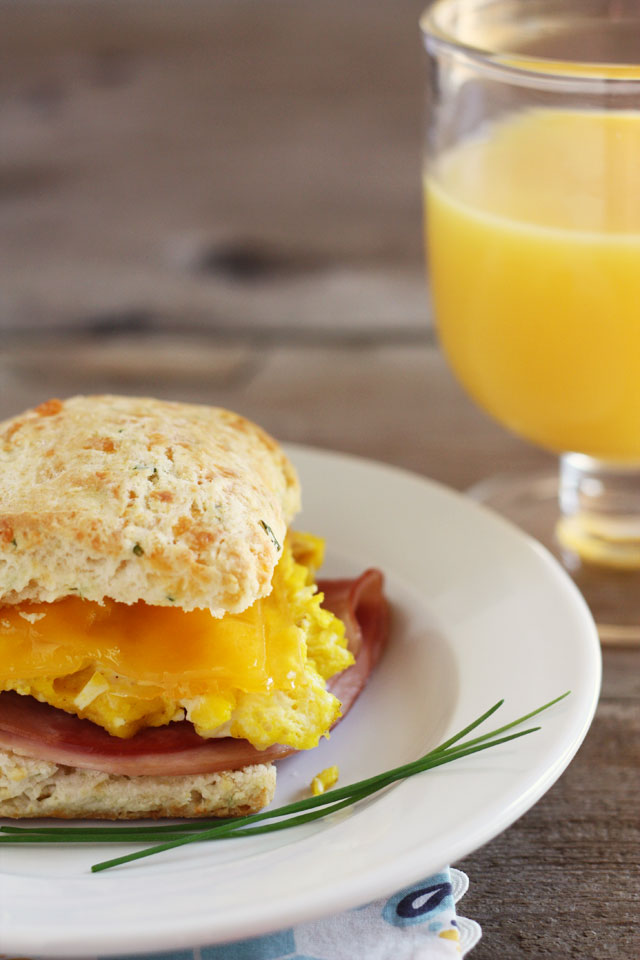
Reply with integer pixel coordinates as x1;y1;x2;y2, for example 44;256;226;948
0;0;425;333
1;2;638;957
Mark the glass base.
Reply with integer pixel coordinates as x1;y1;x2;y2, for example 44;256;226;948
469;470;640;646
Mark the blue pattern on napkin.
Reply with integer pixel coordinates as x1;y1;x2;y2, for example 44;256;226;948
382;870;454;927
201;929;295;959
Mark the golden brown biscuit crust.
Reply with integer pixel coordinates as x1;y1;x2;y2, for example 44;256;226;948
0;395;300;613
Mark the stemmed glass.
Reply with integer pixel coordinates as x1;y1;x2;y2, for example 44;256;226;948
421;0;640;642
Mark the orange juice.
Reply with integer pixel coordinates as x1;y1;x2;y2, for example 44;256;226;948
426;109;640;460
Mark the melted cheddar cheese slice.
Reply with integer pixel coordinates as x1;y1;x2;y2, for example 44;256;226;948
0;533;354;751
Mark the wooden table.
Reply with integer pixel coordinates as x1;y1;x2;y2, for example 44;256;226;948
1;2;638;955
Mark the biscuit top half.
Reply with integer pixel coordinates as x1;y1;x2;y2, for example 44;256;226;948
0;396;300;614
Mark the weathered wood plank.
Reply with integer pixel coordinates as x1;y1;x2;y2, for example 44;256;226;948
459;657;640;958
0;342;552;490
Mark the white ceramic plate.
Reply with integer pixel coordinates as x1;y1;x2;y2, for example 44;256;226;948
0;445;601;958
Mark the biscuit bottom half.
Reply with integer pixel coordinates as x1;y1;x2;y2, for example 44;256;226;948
0;748;276;819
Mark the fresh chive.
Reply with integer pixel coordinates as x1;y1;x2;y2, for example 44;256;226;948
91;789;377;871
0;693;569;872
427;698;505;753
259;520;282;551
0;831;195;844
0;821;228;836
434;691;570;754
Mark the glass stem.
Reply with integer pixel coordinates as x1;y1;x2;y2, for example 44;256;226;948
557;453;640;570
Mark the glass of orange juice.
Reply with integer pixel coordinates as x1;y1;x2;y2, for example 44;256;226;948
421;0;640;642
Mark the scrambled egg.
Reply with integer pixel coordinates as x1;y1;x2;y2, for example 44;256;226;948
0;533;354;751
310;765;339;796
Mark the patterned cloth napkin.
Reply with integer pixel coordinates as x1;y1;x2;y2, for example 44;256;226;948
91;867;480;960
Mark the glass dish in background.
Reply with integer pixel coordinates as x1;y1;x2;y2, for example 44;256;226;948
422;0;640;642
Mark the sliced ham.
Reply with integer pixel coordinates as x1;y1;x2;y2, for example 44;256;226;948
0;570;389;777
320;569;389;710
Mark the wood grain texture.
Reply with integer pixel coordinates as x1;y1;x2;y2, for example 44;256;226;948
459;655;640;959
0;0;427;333
1;1;639;956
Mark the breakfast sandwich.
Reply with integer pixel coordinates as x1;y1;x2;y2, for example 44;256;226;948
0;396;387;819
